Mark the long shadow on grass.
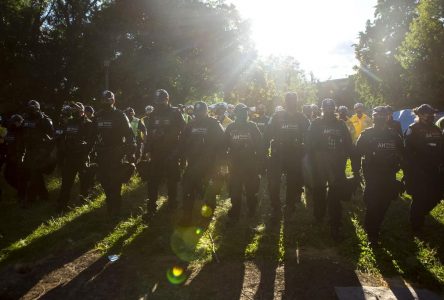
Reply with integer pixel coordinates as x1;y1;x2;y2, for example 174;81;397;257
0;182;147;299
343;195;444;295
185;216;257;300
0;176;65;249
252;216;282;300
377;197;444;293
42;198;215;300
39;202;177;300
281;201;363;300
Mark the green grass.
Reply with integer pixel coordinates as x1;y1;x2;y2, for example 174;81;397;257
0;169;443;298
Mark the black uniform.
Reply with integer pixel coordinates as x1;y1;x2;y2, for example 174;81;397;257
306;116;353;229
94;107;135;216
54;119;68;167
22;112;54;205
145;105;186;213
387;119;403;138
252;114;270;134
180;116;224;222
225;121;262;219
404;122;444;231
57;116;95;210
3;123;25;199
356;127;403;240
265;110;310;214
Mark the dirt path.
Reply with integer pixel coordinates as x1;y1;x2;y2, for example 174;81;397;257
0;245;384;300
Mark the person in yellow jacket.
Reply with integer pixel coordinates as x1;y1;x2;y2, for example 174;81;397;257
350;103;373;142
214;102;233;129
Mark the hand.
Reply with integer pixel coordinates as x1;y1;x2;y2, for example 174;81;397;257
352;171;363;184
397;179;406;196
127;154;136;164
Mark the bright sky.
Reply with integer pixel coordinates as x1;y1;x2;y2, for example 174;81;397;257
229;0;376;80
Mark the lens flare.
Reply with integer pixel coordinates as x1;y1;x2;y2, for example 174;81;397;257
166;266;186;285
201;205;213;218
170;226;201;262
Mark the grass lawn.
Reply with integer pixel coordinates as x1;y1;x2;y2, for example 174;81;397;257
0;169;443;299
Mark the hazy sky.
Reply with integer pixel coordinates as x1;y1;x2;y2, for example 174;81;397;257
229;0;376;80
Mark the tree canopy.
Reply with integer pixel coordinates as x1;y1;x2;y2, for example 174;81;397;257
355;0;444;109
0;0;316;114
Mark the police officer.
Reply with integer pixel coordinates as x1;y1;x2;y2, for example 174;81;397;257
22;100;55;207
252;104;270;134
3;114;25;201
311;104;321;120
84;106;95;120
144;89;186;220
214;102;233;129
302;104;313;121
185;105;195;122
125;107;147;162
385;105;403;138
337;106;356;139
94;91;136;217
225;103;263;221
355;106;404;244
306;98;355;240
141;105;154;129
404;104;444;233
54;105;72;167
265;92;310;219
56;102;95;211
180;101;224;224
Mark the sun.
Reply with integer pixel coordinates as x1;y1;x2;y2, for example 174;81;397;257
230;0;375;79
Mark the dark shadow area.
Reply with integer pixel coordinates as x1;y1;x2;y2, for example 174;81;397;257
39;201;175;300
252;217;281;300
0;183;147;299
0;175;68;249
378;198;444;293
183;213;257;300
341;195;444;297
282;204;363;300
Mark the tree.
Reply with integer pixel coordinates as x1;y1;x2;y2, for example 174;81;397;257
0;0;256;114
354;0;417;108
397;0;444;108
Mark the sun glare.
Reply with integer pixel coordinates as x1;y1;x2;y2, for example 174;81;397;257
231;0;375;80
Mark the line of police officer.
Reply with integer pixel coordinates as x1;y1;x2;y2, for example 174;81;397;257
1;90;443;244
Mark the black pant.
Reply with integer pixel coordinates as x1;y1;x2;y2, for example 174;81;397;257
22;150;52;204
409;172;443;230
181;161;214;221
57;156;90;208
268;156;304;213
363;172;398;239
146;157;180;213
4;160;25;200
97;149;124;216
312;155;346;228
23;168;49;204
229;165;260;218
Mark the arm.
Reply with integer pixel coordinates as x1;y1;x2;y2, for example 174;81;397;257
354;132;367;174
122;113;137;162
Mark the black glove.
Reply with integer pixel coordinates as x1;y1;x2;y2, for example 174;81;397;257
352;170;362;184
